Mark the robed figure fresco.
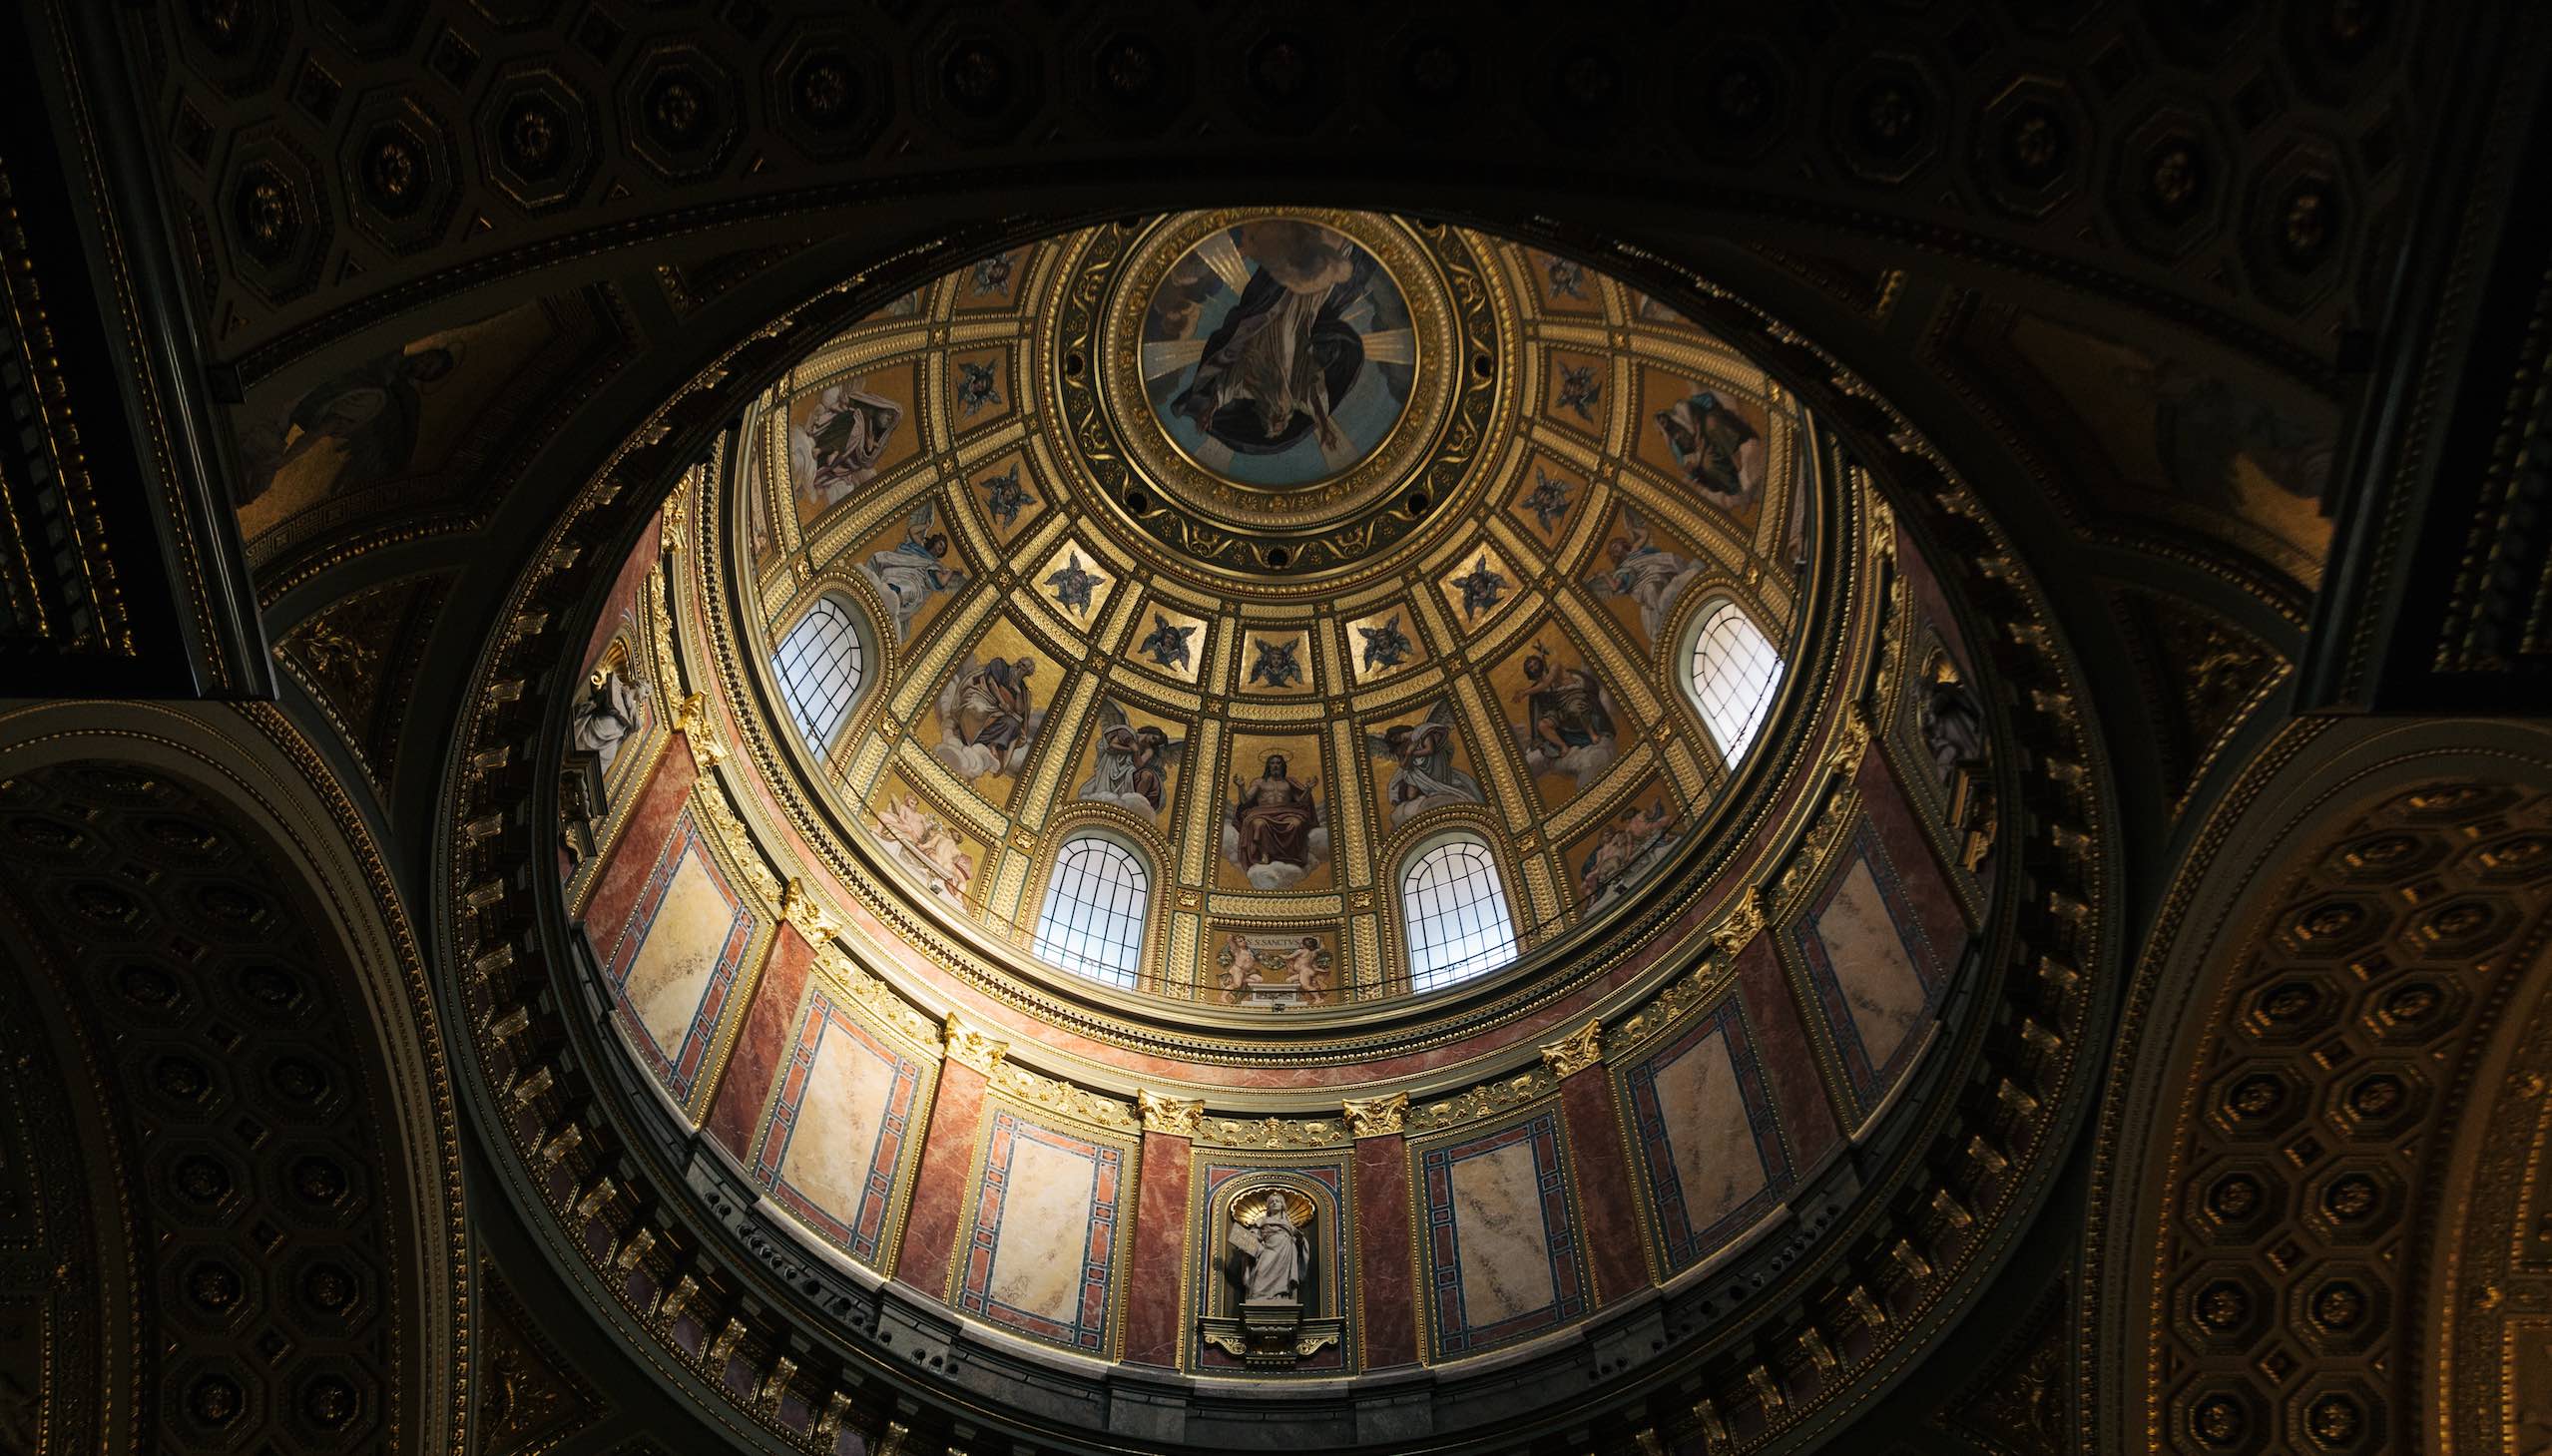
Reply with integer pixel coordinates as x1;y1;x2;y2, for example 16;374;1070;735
1512;645;1620;786
931;655;1043;780
1228;1190;1311;1306
234;344;457;508
1170;221;1374;457
1653;390;1765;504
1224;752;1327;891
1364;700;1483;826
1588;505;1703;644
801;384;905;508
860;501;967;640
1077;700;1185;817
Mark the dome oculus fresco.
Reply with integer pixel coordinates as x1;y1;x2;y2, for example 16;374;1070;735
705;211;1816;1006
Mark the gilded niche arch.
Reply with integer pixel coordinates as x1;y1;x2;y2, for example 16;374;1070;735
1195;1168;1351;1370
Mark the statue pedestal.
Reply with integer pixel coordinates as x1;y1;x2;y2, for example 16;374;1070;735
1199;1302;1342;1370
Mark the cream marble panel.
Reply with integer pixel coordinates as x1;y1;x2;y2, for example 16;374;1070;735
985;1135;1100;1325
775;1032;899;1218
627;848;733;1052
1819;857;1927;1069
1651;1028;1765;1233
1450;1139;1559;1327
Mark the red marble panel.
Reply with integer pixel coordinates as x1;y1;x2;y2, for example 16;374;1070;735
1855;750;1974;950
1353;1136;1418;1368
1735;933;1840;1168
580;512;664;670
703;920;813;1158
1121;1130;1193;1367
890;1057;986;1295
1892;517;1981;682
578;740;700;962
1559;1070;1648;1301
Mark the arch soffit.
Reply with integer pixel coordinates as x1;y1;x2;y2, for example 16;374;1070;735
2085;715;2552;1449
0;698;471;1456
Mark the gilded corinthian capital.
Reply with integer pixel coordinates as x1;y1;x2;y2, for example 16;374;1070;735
1341;1091;1409;1139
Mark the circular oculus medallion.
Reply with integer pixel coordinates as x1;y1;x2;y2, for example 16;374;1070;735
1095;211;1479;552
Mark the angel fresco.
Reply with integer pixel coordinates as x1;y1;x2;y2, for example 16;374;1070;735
931;654;1043;781
954;359;1002;416
1364;701;1483;826
1225;752;1327;891
1579;798;1678;908
1216;934;1264;1000
1556;362;1603;422
1138;614;1197;672
1452;555;1508;622
969;251;1016;298
1077;700;1186;817
233;343;457;508
1280;937;1331;997
1512;643;1619;786
978;464;1032;530
1169;221;1371;458
1522;468;1575;535
1248;637;1305;690
860;500;968;640
1356;614;1412;673
799;383;906;509
1652;390;1765;505
1587;505;1704;644
1043;554;1102;618
871;793;975;907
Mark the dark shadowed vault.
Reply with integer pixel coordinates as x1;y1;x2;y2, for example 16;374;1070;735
4;5;2552;1456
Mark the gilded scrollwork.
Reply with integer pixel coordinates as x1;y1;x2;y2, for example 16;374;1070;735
1403;1069;1557;1135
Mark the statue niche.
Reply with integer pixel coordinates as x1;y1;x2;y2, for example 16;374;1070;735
1916;649;1996;871
1200;1183;1341;1368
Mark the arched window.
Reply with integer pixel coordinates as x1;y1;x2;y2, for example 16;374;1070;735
773;596;866;758
1401;836;1519;993
1686;600;1783;767
1031;834;1150;989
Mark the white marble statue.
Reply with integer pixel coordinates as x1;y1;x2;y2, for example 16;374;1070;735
1230;1189;1310;1305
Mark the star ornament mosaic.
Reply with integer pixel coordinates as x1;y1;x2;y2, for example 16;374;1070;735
1447;551;1512;625
1345;602;1427;683
1037;547;1113;623
1138;613;1197;672
1245;633;1310;693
